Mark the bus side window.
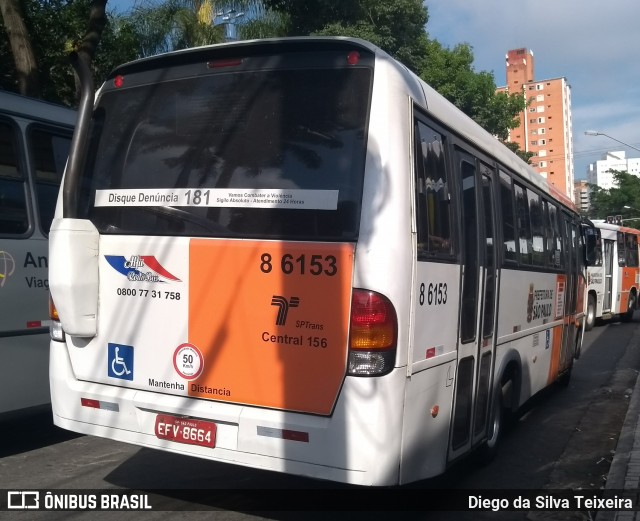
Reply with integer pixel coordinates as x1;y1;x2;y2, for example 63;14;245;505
528;188;545;266
547;202;563;268
499;170;517;263
618;232;626;267
595;230;603;266
514;182;532;265
414;120;453;258
626;233;639;268
29;127;72;235
0;121;29;235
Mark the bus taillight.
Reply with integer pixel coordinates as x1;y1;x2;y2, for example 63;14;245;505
347;289;397;376
49;296;65;342
347;51;360;65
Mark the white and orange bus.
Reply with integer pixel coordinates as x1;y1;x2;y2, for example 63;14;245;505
584;221;640;330
0;91;74;416
48;38;596;485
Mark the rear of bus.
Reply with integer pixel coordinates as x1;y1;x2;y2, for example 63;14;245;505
0;92;74;415
49;38;416;485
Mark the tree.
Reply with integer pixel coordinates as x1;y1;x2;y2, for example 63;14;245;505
588;170;640;220
263;0;526;147
0;0;138;105
421;39;527;143
263;0;429;73
0;0;40;96
503;141;534;165
122;0;276;57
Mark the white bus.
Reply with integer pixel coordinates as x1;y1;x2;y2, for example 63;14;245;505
0;90;74;415
584;221;640;330
49;38;595;485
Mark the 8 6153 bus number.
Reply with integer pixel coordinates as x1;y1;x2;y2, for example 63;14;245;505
419;282;447;306
260;253;337;276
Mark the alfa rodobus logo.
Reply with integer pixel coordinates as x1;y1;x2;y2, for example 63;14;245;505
0;251;15;288
105;255;181;283
271;295;300;326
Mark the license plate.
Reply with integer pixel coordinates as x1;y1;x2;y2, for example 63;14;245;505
155;414;216;448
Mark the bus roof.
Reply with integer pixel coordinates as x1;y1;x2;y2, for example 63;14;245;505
594;221;640;234
0;90;76;126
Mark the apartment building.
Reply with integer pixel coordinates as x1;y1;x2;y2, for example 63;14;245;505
573;179;590;214
500;48;575;202
587;151;640;190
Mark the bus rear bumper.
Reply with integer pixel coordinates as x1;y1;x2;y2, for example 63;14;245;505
50;340;405;486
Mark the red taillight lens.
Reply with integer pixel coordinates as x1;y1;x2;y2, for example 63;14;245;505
349;289;396;350
347;51;360;65
49;295;65;342
207;58;243;69
113;75;124;88
348;289;397;377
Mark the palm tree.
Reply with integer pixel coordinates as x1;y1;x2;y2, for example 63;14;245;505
121;0;285;58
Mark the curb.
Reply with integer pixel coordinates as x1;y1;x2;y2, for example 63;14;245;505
595;333;640;521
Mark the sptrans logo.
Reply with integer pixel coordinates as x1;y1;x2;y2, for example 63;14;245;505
105;255;181;283
271;295;300;326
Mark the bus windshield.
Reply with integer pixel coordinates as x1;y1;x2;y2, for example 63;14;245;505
78;57;372;241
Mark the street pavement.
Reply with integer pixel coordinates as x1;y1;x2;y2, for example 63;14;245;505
596;325;640;521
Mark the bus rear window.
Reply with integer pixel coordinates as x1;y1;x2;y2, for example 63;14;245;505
79;60;372;241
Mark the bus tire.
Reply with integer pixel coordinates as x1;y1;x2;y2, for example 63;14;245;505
622;292;636;323
558;362;572;387
585;294;596;331
477;386;503;465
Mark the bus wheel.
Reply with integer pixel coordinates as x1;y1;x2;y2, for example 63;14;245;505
585;294;596;331
622;293;637;323
477;386;503;465
558;362;573;387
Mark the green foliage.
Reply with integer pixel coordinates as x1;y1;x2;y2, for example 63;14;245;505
588;170;640;220
503;141;534;165
262;0;429;72
263;0;524;143
0;0;526;143
421;40;526;141
0;0;138;105
122;0;224;57
238;8;287;39
116;1;283;57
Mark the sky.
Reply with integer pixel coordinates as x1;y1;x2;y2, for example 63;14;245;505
424;0;640;181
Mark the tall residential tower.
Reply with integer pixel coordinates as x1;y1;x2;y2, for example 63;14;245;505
500;48;575;201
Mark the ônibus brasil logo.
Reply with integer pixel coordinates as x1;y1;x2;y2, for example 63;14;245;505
105;255;181;283
0;251;16;288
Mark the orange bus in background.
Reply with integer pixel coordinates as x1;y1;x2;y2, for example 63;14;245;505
585;221;640;330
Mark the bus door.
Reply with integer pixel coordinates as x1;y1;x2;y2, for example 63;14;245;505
559;216;579;371
603;239;615;312
448;152;498;461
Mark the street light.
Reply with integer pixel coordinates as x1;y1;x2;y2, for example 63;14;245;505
622;205;640;223
214;9;244;41
584;131;640;153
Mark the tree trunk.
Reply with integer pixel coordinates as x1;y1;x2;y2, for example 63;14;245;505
78;0;108;63
0;0;40;97
73;0;108;102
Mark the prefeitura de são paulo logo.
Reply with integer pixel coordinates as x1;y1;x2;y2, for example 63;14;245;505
105;255;181;283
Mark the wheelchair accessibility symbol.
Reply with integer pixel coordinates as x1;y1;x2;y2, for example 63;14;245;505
108;343;134;380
